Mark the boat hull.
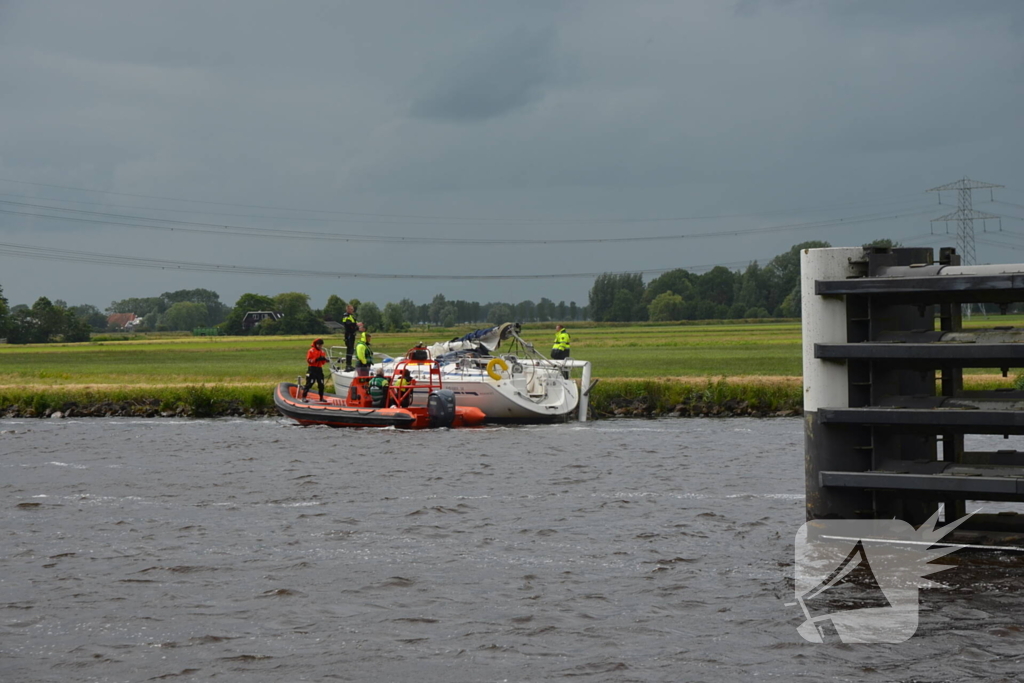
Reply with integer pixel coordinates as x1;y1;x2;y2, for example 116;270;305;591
274;383;483;428
330;364;579;422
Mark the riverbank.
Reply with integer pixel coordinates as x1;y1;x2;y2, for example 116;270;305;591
0;378;803;420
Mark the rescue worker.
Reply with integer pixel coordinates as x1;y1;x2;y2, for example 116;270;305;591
392;367;415;408
341;304;358;372
368;368;390;408
355;332;374;377
302;338;329;401
357;321;368;345
551;325;571;360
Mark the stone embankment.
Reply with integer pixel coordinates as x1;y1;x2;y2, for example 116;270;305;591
1;400;276;419
596;396;801;419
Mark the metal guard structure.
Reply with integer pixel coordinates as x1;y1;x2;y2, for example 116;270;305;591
803;246;1024;538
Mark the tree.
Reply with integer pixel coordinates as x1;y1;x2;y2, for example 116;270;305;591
536;298;555;322
0;285;9;338
779;288;801;318
275;310;327;335
644;269;694;305
398;298;418;324
70;304;108;330
608;288;644;322
161;289;229;325
863;238;902;249
734;262;767;312
163;302;209;330
32;297;65;339
7;308;44;344
762;241;831;314
383;302;407;332
745;306;771;319
223;293;276;335
589;273;645;322
695;266;737;307
323;295;347;322
428;294;447;325
360;302;383;331
648;291;685;321
274;292;312;320
61;308;92;342
107;297;166;318
487;303;513;325
6;297;89;343
440;303;457;327
515;300;536;322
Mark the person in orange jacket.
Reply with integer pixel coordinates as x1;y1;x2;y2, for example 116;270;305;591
302;338;329;401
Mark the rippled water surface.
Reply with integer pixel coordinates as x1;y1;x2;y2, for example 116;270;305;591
3;417;1024;682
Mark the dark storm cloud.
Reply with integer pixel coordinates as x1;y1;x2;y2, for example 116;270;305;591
409;27;559;122
0;0;1022;310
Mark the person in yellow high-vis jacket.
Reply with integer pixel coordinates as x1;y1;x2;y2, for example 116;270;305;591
551;325;571;360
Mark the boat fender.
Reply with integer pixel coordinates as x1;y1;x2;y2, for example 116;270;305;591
486;358;509;380
427;389;456;428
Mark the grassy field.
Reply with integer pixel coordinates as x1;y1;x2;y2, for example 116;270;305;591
2;315;1020;384
1;316;1022;415
0;322;807;387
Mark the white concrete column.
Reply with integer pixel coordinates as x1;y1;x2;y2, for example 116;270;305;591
801;247;863;411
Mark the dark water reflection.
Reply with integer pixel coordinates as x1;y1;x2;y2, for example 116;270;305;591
2;417;1023;682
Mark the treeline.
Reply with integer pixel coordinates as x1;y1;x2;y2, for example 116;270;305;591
224;293;590;335
588;241;832;322
0;291;92;344
2;240;900;344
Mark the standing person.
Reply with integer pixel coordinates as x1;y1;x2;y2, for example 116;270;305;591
355;332;374;376
302;338;329;401
341;304;358;372
357;321;367;345
551;325;571;360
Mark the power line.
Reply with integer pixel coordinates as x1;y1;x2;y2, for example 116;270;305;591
0;200;939;246
0;240;758;280
0;188;932;227
0;176;930;225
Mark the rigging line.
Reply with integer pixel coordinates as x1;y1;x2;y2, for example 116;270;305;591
0;190;933;226
0;240;755;280
0;177;929;224
0;204;941;245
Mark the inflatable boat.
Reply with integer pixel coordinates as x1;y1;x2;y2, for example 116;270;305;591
275;358;486;429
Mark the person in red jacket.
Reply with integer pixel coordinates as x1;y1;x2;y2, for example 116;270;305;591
302;338;329;401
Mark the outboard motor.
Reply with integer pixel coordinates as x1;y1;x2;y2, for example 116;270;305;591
427;389;456;428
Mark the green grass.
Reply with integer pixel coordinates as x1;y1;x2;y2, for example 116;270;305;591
0;384;275;417
2;314;1022;397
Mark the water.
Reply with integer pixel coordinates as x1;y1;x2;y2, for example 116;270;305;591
2;417;1024;682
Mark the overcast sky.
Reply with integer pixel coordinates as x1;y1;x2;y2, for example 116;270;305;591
1;0;1022;311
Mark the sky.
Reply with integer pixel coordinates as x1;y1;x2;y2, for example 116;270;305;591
1;0;1022;311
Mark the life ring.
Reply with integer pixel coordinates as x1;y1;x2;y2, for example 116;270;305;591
486;358;509;381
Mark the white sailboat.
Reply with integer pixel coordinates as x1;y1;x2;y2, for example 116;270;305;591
329;323;593;422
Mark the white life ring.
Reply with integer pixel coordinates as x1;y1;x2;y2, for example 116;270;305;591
486;358;509;381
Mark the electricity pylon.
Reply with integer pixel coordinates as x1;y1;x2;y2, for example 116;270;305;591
927;177;1003;266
